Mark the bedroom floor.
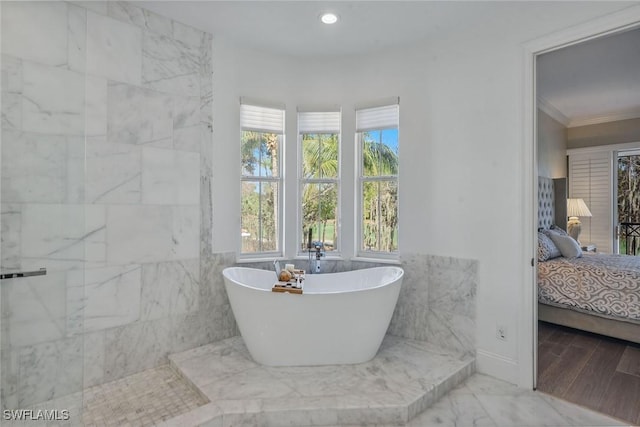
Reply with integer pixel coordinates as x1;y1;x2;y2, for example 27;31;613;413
537;321;640;425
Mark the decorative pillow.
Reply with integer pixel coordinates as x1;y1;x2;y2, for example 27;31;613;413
547;233;582;259
538;232;561;261
546;225;569;237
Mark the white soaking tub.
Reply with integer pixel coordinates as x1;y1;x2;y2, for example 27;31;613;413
222;266;404;366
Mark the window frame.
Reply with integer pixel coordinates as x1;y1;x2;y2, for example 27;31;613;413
355;102;400;259
238;101;285;259
296;109;342;257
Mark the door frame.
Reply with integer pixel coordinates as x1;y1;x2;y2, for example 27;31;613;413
520;5;640;389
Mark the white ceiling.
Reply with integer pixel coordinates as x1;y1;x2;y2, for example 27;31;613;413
138;1;533;57
138;1;640;128
537;27;640;128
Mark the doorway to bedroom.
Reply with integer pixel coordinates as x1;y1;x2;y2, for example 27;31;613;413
534;22;640;425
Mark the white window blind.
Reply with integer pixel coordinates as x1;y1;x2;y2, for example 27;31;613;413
298;111;340;133
568;151;613;253
356;104;399;132
240;103;284;134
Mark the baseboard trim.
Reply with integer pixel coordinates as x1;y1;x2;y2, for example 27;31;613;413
476;349;519;385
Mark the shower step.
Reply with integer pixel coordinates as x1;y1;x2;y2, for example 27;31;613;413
161;335;475;426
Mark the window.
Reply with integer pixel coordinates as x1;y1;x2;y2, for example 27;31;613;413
298;110;341;254
617;149;640;255
240;101;284;255
356;102;399;255
568;150;613;253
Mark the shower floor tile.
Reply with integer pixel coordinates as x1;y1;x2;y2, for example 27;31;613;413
82;365;208;427
163;335;476;426
3;365;207;427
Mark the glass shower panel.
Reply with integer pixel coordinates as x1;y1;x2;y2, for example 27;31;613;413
1;1;85;421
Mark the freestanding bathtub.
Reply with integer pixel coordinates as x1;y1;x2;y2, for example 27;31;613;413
222;266;404;366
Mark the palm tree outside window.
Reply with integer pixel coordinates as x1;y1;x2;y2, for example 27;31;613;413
356;102;399;256
298;110;341;254
239;101;284;255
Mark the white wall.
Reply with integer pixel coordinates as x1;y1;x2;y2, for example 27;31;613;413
568;117;640;148
211;1;638;386
538;109;568;178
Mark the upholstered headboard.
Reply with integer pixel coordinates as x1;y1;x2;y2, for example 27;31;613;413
538;177;555;230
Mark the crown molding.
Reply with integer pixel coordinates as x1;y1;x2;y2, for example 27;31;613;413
537;97;640;129
537;97;570;127
568;107;640;128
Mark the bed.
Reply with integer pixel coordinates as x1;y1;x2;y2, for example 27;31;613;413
537;176;640;344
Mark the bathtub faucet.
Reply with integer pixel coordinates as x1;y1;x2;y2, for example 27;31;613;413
273;260;281;277
309;241;325;273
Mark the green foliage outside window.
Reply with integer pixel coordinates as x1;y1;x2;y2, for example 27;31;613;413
361;130;399;252
240;128;399;255
618;154;640;255
301;133;339;251
241;131;279;253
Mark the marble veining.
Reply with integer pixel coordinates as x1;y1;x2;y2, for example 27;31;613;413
108;1;173;37
1;55;22;93
0;204;21;271
107;82;172;146
140;259;199;321
1;92;21;130
1;272;67;348
1;132;67;203
67;264;142;334
105;205;199;264
6;368;625;427
165;335;475;426
86;11;142;85
390;253;477;356
142;31;200;97
20;204;91;271
199;33;213;127
173;20;204;48
405;374;625;427
83;331;106;389
86;140;142;204
16;336;84;407
103;317;173;382
22;61;85;135
1;0;221;413
70;1;108;16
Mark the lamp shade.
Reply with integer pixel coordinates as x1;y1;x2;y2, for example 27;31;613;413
567;198;592;217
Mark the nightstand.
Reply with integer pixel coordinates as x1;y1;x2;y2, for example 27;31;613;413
581;244;597;252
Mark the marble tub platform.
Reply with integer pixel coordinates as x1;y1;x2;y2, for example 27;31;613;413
161;335;475;426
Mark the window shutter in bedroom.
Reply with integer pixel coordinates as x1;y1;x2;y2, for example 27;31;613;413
568;151;613;253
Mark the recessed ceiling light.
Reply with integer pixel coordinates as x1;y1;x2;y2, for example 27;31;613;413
320;12;338;25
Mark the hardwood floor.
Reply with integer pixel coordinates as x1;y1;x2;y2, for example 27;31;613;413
537;321;640;425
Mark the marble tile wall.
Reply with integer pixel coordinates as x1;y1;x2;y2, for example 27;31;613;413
241;252;477;357
390;253;477;357
0;1;235;409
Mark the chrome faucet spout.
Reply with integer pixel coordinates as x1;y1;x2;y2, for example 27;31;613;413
273;260;281;276
309;241;325;273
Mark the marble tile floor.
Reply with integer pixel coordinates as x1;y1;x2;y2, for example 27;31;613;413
405;374;628;427
3;336;628;427
162;335;628;427
162;335;475;426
